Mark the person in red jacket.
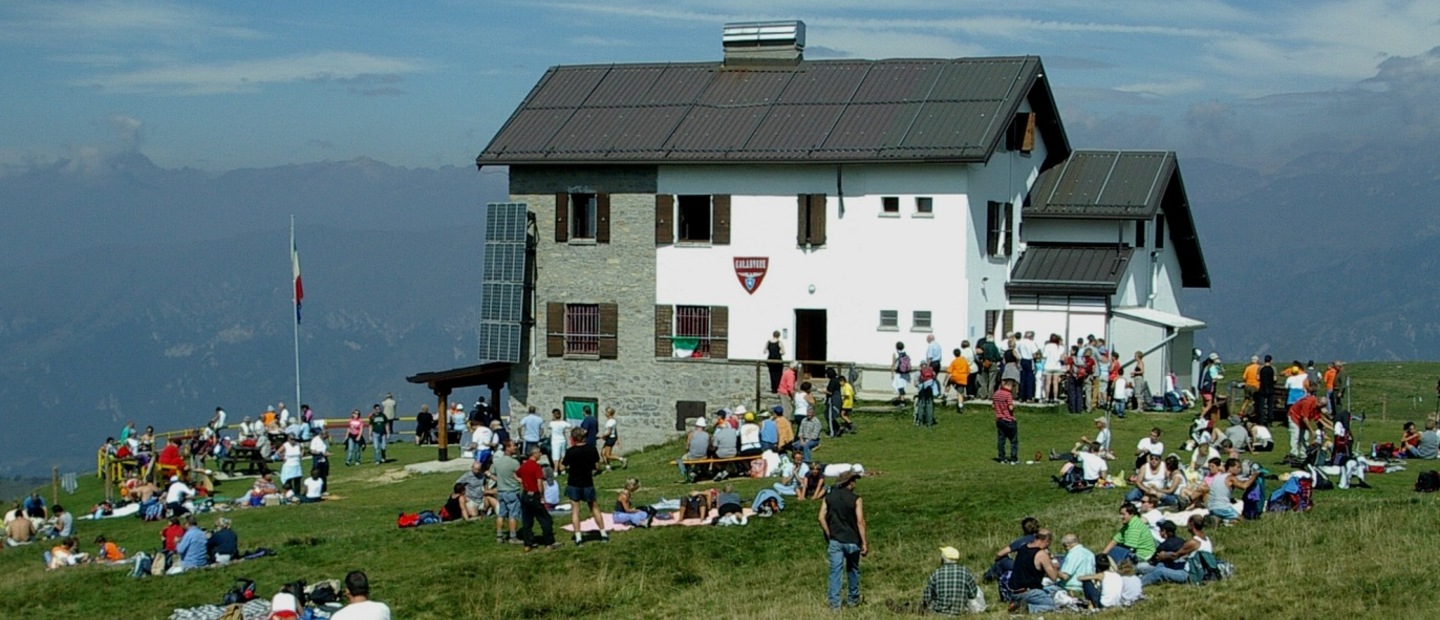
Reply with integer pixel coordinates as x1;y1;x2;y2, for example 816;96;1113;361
159;517;185;553
157;438;185;478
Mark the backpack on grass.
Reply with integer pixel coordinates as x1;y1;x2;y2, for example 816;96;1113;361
222;578;257;605
1416;471;1440;493
1185;550;1232;584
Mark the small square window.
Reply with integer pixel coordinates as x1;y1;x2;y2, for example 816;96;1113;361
913;310;932;330
881;196;899;214
915;197;933;215
879;310;898;329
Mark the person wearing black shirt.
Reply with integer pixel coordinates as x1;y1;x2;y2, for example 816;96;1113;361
1256;355;1276;426
207;518;239;564
818;471;868;610
441;483;465;522
561;427;607;545
1007;529;1061;614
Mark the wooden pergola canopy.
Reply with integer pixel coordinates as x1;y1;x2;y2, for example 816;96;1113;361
406;362;511;461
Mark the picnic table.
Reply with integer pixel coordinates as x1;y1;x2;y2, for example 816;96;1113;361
220;446;270;476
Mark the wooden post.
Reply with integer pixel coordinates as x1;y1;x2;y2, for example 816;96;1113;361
1381;394;1388;421
436;387;451;462
52;467;59;506
755;361;762;415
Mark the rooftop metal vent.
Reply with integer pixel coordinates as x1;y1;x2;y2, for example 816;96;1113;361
722;20;805;65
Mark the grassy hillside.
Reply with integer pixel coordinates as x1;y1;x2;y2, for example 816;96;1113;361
2;362;1438;618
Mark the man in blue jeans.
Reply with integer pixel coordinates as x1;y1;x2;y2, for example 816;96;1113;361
818;470;868;610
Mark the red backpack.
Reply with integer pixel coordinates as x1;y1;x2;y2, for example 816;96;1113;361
396;512;421;528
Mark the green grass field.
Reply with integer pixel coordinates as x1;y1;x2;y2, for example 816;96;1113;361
3;362;1439;618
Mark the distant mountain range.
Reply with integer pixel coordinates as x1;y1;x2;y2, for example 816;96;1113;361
2;146;1437;475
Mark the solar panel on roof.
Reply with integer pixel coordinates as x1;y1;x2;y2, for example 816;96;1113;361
479;202;529;364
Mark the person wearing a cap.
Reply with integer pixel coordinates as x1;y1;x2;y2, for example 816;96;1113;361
164;474;195;518
1286;392;1333;461
817;469;867;610
677;416;711;483
269;591;300;620
759;407;780;452
738;411;763;457
1080;417;1112;459
921;545;984;615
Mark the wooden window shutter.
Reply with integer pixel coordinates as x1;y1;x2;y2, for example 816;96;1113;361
545;302;564;357
986;201;1000;257
1021;113;1036;152
807;194;827;246
711;195;731;245
554;193;569;242
655;195;674;245
709;306;728;359
1003;202;1015;256
1002;309;1015;336
595;193;611;244
654;305;673;358
597;303;619;359
796;194;808;246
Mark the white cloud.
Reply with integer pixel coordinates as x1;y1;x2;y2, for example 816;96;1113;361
0;0;259;45
1114;78;1205;98
73;52;429;95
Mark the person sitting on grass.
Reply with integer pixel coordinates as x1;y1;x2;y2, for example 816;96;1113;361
1125;452;1169;503
1099;502;1157;566
1055;533;1096;595
984;516;1041;583
441;483;466;522
456;461;488;521
1247;420;1274;452
239;472;277;508
1079;417;1113;459
920;545;985;615
170;516;208;573
1006;529;1062;614
1401;419;1440;459
1076;555;1123;609
774;451;809;497
93;534;125;564
1139;516;1209;585
1205;458;1256;524
5;511;36;547
612;478;654;528
47;536;89;570
331;570;391;620
1054;443;1108;488
301;468;325;504
207;518;238;564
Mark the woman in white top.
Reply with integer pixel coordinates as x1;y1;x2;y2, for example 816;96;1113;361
599;407;628;470
279;436;305;497
546;409;571;466
1041;336;1066;402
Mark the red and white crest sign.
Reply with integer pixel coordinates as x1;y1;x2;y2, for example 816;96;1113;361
733;257;769;295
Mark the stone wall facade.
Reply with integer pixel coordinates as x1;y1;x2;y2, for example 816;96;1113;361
507;190;766;455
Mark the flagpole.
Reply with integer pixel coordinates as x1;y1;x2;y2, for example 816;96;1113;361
292;215;302;413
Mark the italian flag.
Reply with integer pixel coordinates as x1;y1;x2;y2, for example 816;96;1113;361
292;235;304;325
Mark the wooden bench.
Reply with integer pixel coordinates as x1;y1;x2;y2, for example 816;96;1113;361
669;455;762;482
220;447;270;476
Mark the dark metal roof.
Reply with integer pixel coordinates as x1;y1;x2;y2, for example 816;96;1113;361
1027;150;1173;219
477;57;1069;166
1007;245;1134;295
407;362;512;391
1024;149;1210;288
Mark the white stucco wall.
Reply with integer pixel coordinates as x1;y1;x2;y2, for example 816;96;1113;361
656;163;981;368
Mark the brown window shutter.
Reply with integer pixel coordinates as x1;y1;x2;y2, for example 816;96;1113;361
554;193;569;242
655;195;674;245
595;193;611;244
546;302;564;357
986;201;1000;257
796;195;808;246
709;306;728;359
654;305;673;358
1021;113;1036;152
1002;309;1015;336
1003;202;1015;256
808;194;827;246
598;303;619;359
711;195;731;245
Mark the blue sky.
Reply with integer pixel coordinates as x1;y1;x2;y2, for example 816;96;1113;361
2;0;1438;171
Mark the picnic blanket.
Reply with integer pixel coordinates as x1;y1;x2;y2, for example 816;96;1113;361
562;509;758;533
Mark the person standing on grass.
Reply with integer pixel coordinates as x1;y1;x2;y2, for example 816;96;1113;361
1256;355;1276;425
976;337;1002;400
561;427;608;545
946;347;970;412
368;405;388;465
892;341;913;406
818;470;867;611
825;368;844;437
1287;393;1333;460
491;441;523;544
344;410;364;466
381;392;397;437
580;406;600;450
599;407;629;470
993;378;1019;464
519;406;544;458
517;447;557;552
332;570;391;620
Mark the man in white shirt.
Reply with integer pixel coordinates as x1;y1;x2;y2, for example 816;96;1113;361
278;402;292;428
210;407;227;432
1134;428;1164;469
1015;332;1039;402
332;571;391;620
165;476;195;517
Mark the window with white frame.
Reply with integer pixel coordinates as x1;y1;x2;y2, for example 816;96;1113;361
879;310;898;330
912;310;932;331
